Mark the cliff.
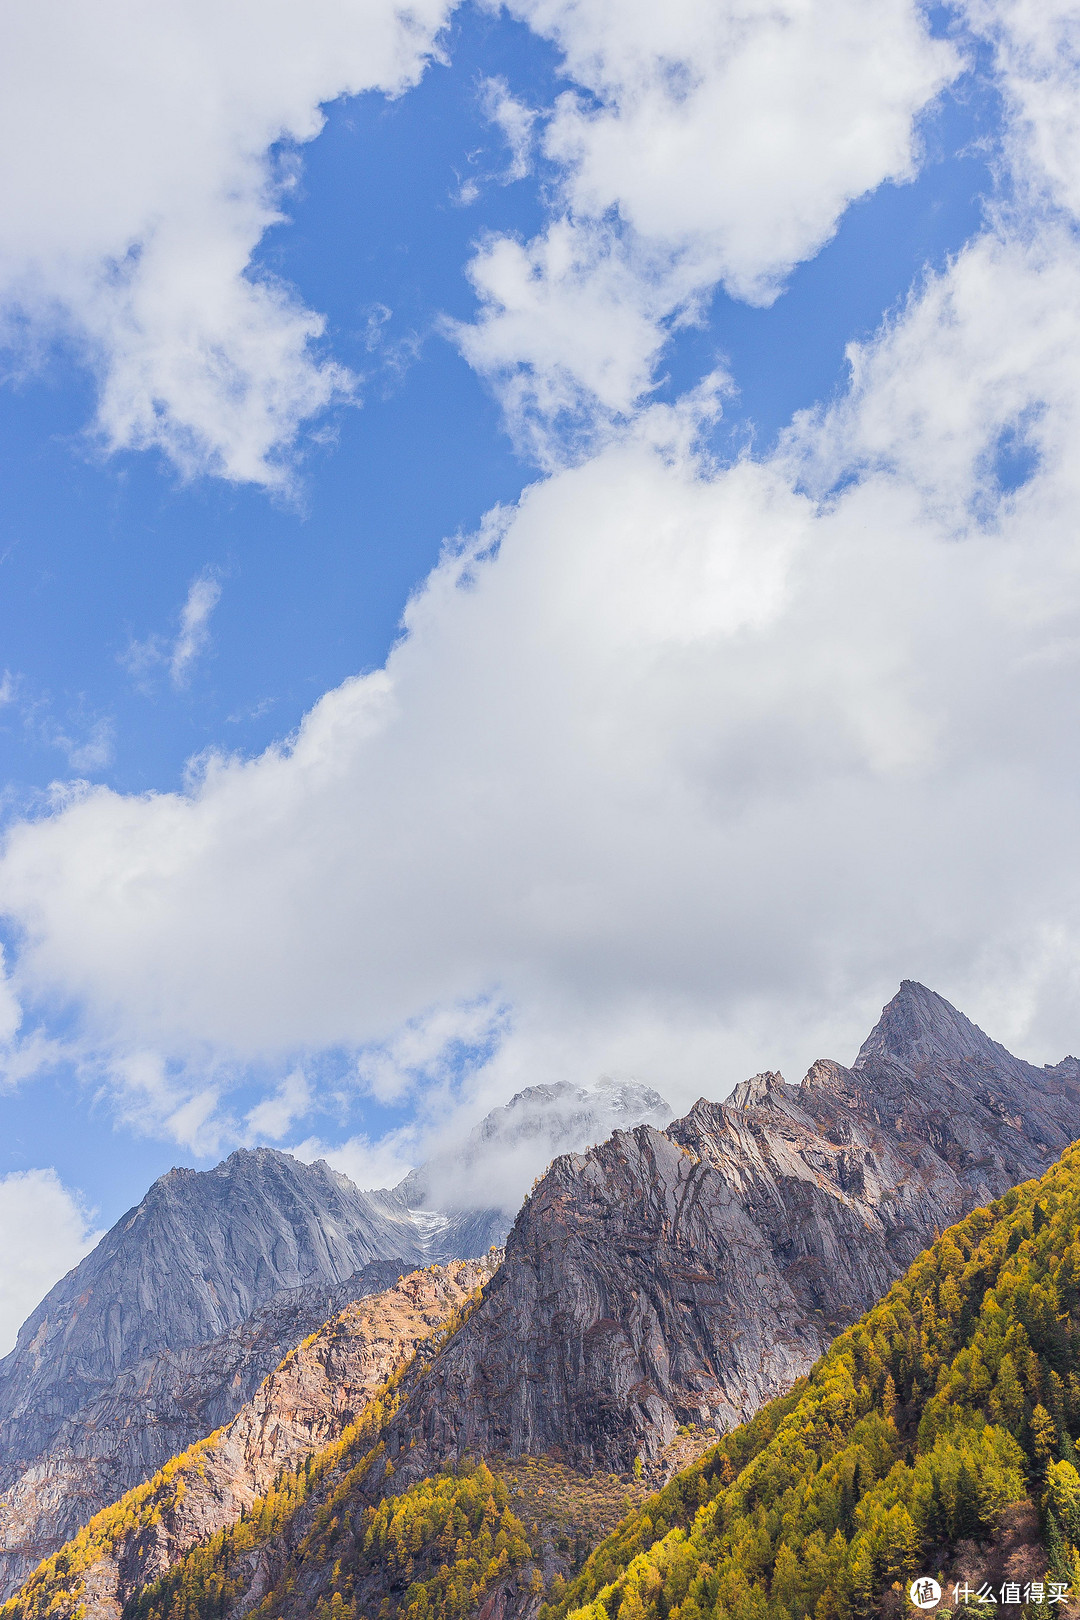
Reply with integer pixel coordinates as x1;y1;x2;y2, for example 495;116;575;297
9;982;1080;1620
0;1262;406;1599
382;1079;672;1261
4;1258;495;1620
543;1132;1080;1620
0;1081;671;1597
0;1149;425;1597
383;982;1080;1477
86;1048;1080;1620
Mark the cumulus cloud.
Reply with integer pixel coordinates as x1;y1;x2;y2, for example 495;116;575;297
451;222;693;461
0;0;454;485
964;0;1080;217
0;1170;103;1356
455;0;958;447
5;208;1080;1136
2;0;1080;1159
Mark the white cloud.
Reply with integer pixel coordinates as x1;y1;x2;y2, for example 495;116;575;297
526;0;956;298
5;216;1080;1134
451;221;694;460
480;77;537;183
0;1170;103;1357
126;572;223;689
353;999;510;1106
455;0;957;447
290;1128;419;1192
3;0;1080;1157
0;0;455;485
171;575;222;687
245;1068;311;1141
51;717;116;775
963;0;1080;219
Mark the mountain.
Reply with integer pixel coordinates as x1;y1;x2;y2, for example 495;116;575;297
7;980;1080;1620
0;1081;672;1598
0;1262;411;1602
34;1071;1080;1620
0;1149;424;1598
383;1079;672;1259
2;1257;495;1620
378;981;1080;1481
544;1137;1080;1620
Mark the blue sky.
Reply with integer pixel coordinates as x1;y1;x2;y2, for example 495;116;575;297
1;0;1079;1348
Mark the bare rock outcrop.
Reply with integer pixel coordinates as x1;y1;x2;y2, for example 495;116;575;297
0;1084;672;1599
0;1149;425;1598
14;1259;495;1620
380;1078;672;1261
0;1263;405;1599
386;982;1080;1479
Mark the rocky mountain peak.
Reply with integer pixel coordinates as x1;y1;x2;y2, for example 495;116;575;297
853;979;1019;1078
378;982;1080;1485
383;1074;672;1260
726;1070;787;1109
0;1146;427;1549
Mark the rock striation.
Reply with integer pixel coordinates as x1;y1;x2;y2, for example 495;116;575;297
8;1259;495;1620
0;1081;672;1599
0;1263;405;1601
0;1149;426;1598
10;982;1080;1620
386;982;1080;1479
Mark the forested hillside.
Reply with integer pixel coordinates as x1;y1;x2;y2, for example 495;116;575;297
546;1146;1080;1620
24;1139;1080;1620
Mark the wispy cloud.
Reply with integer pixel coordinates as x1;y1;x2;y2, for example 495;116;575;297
481;76;536;183
170;574;222;687
454;76;537;205
124;570;222;690
10;676;116;775
53;717;116;773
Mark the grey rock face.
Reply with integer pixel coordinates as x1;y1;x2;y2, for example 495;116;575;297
0;1262;405;1602
0;1079;671;1597
386;1078;672;1258
387;982;1080;1480
12;1259;497;1620
0;1148;426;1598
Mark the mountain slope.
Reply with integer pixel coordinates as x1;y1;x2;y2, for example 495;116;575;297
547;1139;1080;1620
68;1093;1080;1620
0;1261;404;1601
0;1080;671;1595
0;1149;425;1597
1;1258;495;1620
379;982;1080;1478
8;981;1080;1618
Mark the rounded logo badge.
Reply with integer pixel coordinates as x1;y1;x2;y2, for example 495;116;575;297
909;1578;942;1610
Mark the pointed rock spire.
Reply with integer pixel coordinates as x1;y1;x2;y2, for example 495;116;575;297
853;980;1022;1079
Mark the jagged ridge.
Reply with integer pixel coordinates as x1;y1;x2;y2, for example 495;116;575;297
0;1149;426;1598
0;1080;672;1597
379;982;1080;1479
76;1080;1080;1620
9;981;1080;1620
2;1258;496;1620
